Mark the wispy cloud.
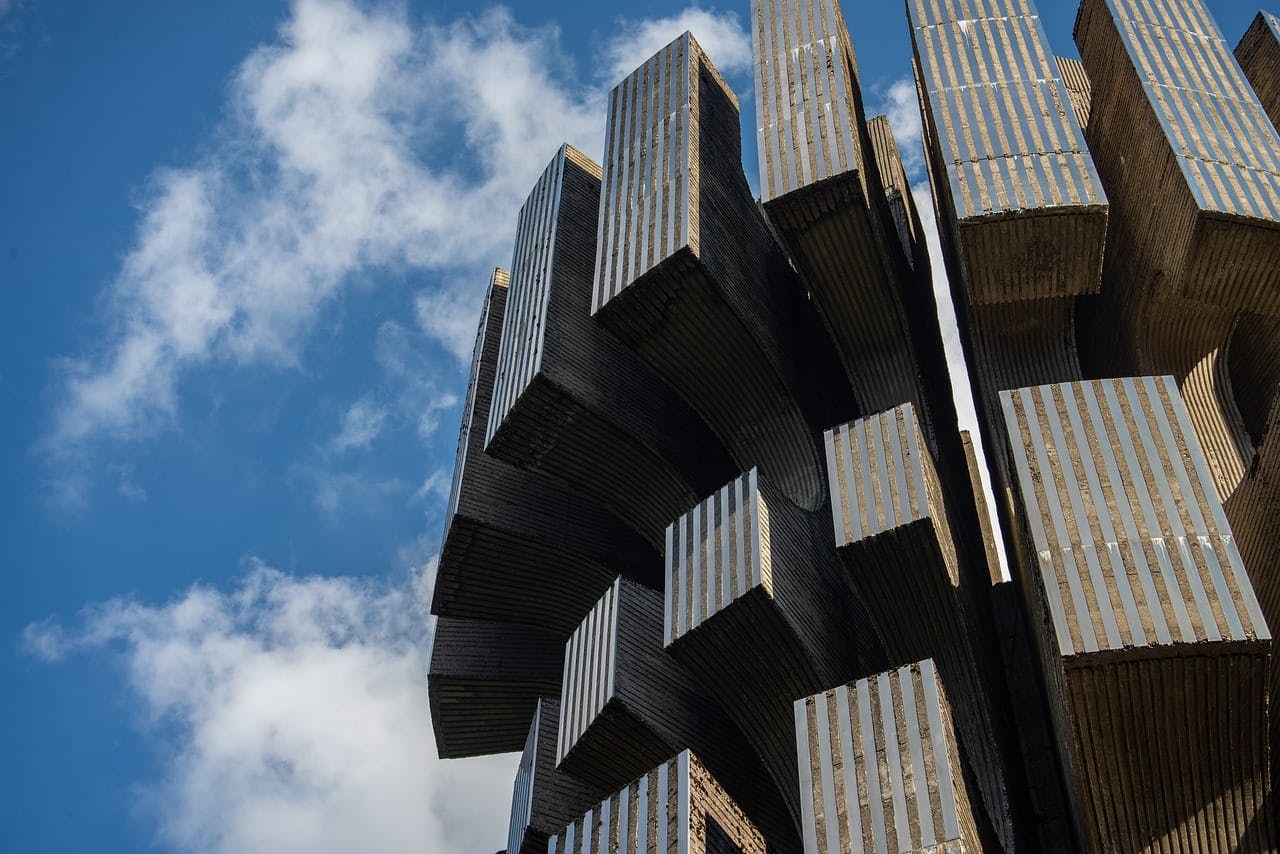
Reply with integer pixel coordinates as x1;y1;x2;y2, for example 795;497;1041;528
47;0;603;461
329;398;388;454
46;0;754;509
600;7;752;84
23;563;518;854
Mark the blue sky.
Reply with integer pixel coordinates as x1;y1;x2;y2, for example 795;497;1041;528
0;1;1265;852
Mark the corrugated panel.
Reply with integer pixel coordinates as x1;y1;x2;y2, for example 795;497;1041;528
593;34;696;311
446;269;508;532
1102;0;1280;220
557;580;621;766
752;0;863;201
909;0;1105;219
795;660;979;854
664;469;765;646
1000;376;1271;658
824;404;931;546
487;149;567;447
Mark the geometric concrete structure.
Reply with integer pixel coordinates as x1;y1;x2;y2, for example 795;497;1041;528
1001;376;1274;852
1238;11;1280;133
662;467;884;834
592;33;852;513
1077;0;1280;498
432;268;659;638
427;617;564;759
795;660;987;854
752;0;953;449
824;404;1019;850
1057;56;1093;131
867;114;928;271
552;578;790;845
505;699;604;854
545;751;767;854
485;145;735;544
426;2;1280;847
908;0;1109;569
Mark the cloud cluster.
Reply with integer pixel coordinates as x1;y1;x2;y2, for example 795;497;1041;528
49;0;608;455
29;3;755;852
25;563;518;854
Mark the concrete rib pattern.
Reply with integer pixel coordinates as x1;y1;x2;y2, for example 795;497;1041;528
591;32;851;513
431;269;658;638
752;0;863;203
557;579;621;767
1001;376;1269;658
1001;376;1275;852
546;752;767;854
824;403;1015;851
795;660;983;854
507;699;605;854
1237;11;1280;135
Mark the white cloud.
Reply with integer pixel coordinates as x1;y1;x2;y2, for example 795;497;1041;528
600;7;752;85
416;469;451;503
23;563;520;854
48;0;604;459
46;0;755;492
330;398;388;454
878;78;927;181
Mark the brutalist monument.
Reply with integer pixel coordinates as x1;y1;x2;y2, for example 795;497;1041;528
428;0;1280;851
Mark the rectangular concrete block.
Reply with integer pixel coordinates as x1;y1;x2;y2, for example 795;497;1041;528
546;751;767;854
910;0;1107;305
1001;376;1274;851
795;660;985;853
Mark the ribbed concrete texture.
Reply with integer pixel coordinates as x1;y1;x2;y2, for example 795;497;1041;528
554;578;791;849
1238;11;1280;134
825;404;1019;851
908;0;1108;612
910;0;1108;306
591;32;852;513
505;700;605;854
484;144;735;544
795;661;985;854
753;0;953;449
432;269;659;639
1056;56;1092;131
1224;398;1280;757
427;618;563;759
1001;376;1274;852
1077;0;1280;504
662;467;883;835
866;114;925;271
1075;0;1280;319
546;751;767;854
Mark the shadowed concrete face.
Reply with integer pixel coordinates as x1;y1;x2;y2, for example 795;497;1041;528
825;404;1018;851
752;0;959;465
505;699;606;854
432;269;659;640
554;577;795;850
661;467;883;836
427;617;563;759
